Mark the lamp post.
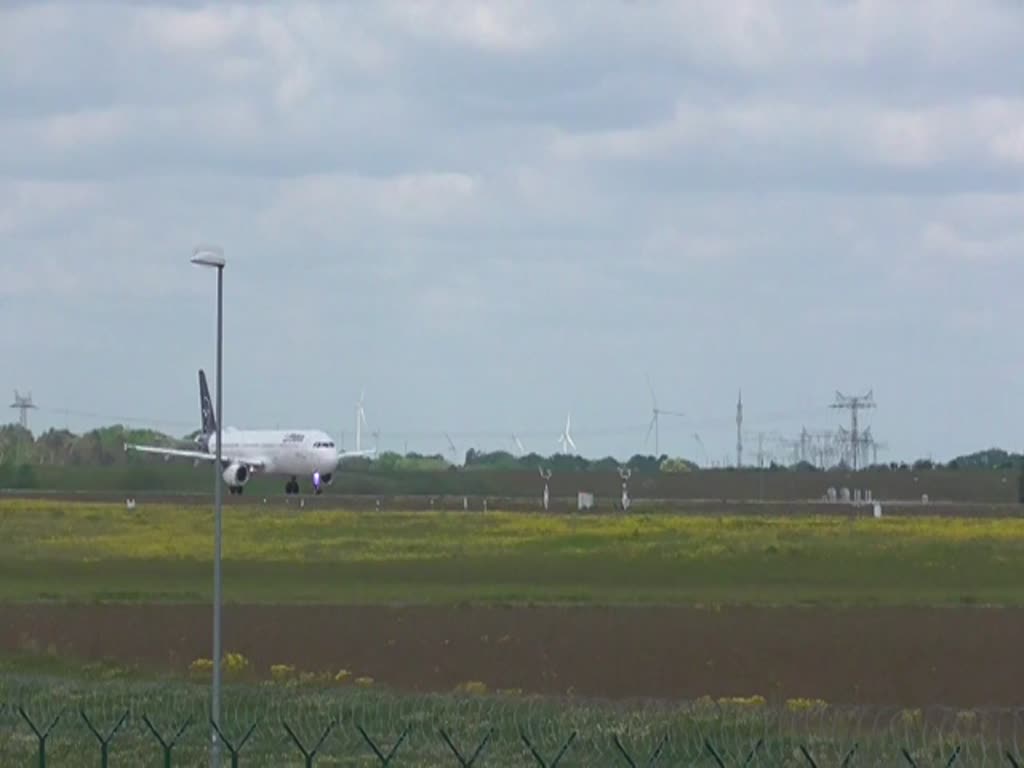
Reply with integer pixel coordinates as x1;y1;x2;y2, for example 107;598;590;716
191;245;225;767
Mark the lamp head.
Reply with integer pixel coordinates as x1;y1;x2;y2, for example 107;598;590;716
191;244;225;269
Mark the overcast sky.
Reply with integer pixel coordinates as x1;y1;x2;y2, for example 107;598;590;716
2;1;1023;464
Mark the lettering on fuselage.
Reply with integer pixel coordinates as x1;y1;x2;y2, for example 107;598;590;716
282;433;305;444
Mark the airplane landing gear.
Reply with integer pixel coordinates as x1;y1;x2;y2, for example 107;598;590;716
285;477;300;495
228;485;244;496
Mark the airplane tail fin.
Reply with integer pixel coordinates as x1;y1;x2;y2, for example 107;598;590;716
199;369;218;435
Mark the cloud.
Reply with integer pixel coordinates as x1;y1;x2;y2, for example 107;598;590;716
921;220;1024;266
385;0;556;52
550;97;1024;178
1;0;1024;461
262;172;480;243
0;180;105;238
140;5;243;53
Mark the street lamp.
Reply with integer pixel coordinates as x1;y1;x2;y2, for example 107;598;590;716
192;244;225;767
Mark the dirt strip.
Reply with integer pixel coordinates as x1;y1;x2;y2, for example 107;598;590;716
2;604;1022;708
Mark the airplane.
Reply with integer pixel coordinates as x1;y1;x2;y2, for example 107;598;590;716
125;370;375;495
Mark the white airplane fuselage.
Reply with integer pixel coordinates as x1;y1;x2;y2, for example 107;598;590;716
202;428;341;477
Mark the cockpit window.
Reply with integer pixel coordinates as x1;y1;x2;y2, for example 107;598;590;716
313;441;336;449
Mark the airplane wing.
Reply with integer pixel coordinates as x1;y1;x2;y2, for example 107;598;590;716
337;448;376;459
125;443;266;469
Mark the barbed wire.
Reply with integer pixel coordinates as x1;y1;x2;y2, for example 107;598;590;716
3;674;1024;765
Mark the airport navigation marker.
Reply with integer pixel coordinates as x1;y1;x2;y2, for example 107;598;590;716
619;466;632;512
191;244;225;768
539;466;552;511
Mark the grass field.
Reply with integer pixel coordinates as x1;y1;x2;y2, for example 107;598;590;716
4;499;1024;606
6;499;1024;723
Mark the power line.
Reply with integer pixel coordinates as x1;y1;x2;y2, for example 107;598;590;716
24;395;892;466
31;406;651;443
37;406;195;430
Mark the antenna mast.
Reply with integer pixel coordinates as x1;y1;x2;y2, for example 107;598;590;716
830;390;876;470
736;390;743;468
10;391;38;430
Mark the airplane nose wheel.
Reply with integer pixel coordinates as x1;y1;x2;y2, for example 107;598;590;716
285;478;299;495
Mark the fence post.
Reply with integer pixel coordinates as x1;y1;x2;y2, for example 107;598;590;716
282;719;336;768
902;746;962;767
357;724;410;766
519;729;577;767
800;744;857;767
80;709;129;768
705;739;727;768
143;714;193;768
612;733;668;767
209;720;258;768
439;727;494;767
705;737;764;767
18;707;63;768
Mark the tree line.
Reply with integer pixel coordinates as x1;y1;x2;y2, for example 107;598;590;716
0;422;1020;473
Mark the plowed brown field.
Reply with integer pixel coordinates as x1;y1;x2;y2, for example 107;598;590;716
3;604;1021;709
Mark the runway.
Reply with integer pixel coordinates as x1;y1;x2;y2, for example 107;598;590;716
1;489;1020;516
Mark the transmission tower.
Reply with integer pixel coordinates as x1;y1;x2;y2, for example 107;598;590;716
830;390;876;470
10;391;38;430
735;390;743;468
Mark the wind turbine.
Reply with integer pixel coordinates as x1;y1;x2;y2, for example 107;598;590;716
557;413;577;455
511;433;526;456
644;376;685;456
445;432;459;464
355;391;369;452
693;433;707;467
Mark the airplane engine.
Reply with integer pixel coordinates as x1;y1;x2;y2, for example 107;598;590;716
311;470;332;495
222;463;250;487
